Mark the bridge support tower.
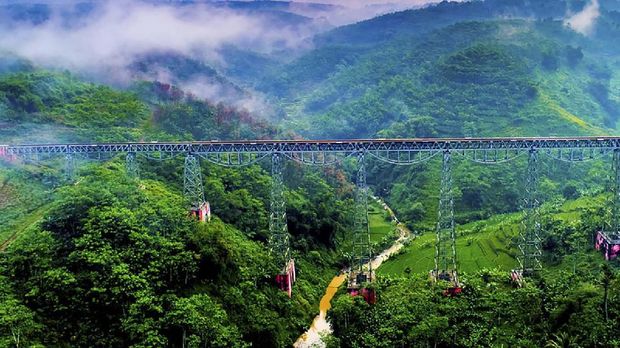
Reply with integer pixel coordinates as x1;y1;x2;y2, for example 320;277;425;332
432;150;460;294
347;151;375;303
184;154;209;222
64;153;75;181
270;152;295;297
126;152;139;179
516;149;542;279
611;149;620;235
595;149;620;260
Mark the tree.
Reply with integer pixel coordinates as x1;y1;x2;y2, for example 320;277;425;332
545;332;577;348
166;294;245;348
0;278;41;348
601;263;614;322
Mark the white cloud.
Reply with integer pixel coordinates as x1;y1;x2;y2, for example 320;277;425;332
290;0;444;26
0;0;444;113
0;1;321;113
0;1;312;79
565;0;600;35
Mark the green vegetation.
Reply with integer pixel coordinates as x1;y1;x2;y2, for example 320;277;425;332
329;191;619;347
0;68;352;347
329;264;620;347
368;202;395;245
0;162;351;347
0;168;53;247
379;194;608;276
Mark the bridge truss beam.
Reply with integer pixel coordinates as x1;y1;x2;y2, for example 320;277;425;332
5;137;620;158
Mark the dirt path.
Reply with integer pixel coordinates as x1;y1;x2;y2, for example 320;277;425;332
293;197;412;348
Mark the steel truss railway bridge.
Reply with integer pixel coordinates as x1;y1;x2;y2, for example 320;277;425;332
3;137;620;294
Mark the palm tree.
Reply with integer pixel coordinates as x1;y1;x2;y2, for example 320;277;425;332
545;332;577;348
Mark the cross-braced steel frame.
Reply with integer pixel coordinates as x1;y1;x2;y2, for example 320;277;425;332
434;151;458;286
518;149;542;274
64;153;75;181
351;152;372;281
611;149;620;235
126;152;139;179
269;152;291;272
183;154;205;209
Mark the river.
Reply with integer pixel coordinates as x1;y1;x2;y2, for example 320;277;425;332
293;197;411;348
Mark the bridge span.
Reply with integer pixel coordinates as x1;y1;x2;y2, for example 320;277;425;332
3;136;620;155
2;136;620;296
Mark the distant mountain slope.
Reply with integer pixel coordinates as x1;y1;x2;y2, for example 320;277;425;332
313;0;570;47
256;1;620;139
0;71;276;143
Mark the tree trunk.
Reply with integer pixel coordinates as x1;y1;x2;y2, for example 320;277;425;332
604;284;609;321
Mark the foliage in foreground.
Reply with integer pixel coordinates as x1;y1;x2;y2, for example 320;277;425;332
329;266;620;348
0;163;349;347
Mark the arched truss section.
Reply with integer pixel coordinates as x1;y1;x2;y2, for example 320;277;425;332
456;149;527;164
366;149;441;165
14;151;119;162
541;147;614;163
141;152;184;161
284;151;354;166
197;151;270;167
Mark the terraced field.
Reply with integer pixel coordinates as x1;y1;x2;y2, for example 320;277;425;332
378;195;608;276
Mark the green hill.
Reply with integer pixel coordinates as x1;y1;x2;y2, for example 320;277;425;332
262;18;617;138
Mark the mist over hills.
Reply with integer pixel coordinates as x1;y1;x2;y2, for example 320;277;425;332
2;0;617;131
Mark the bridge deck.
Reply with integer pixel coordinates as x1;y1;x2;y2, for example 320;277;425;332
3;137;620;155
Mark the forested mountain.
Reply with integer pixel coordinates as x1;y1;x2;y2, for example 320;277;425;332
1;0;620;347
257;1;620;139
245;0;620;233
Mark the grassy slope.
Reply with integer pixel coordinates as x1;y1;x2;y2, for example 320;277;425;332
368;201;395;244
0;167;51;247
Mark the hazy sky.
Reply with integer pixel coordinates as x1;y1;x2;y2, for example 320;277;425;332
293;0;440;7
